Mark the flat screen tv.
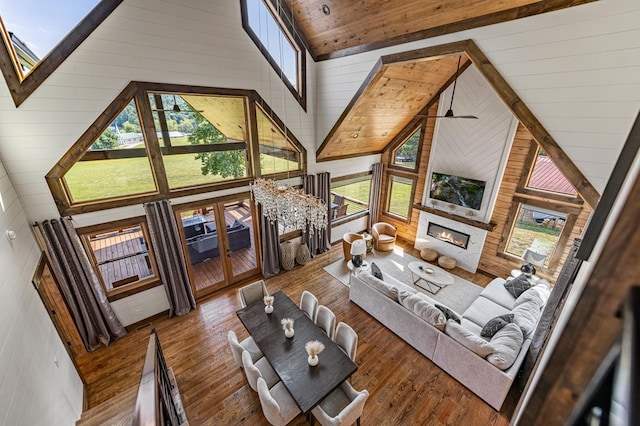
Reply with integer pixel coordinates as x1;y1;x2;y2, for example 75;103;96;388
429;172;486;211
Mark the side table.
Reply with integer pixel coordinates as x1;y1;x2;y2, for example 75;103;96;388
347;260;369;271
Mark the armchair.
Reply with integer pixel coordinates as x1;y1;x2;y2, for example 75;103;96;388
371;222;397;252
342;233;366;262
310;380;369;426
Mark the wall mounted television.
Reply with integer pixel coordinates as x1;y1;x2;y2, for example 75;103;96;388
429;172;486;211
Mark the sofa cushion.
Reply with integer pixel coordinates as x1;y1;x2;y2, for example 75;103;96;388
398;292;446;330
357;269;398;300
515;284;551;307
445;320;495;357
462;296;511;328
503;274;532;298
435;304;461;324
370;262;383;280
460;318;483;336
480;314;515;338
512;298;544;338
479;278;516;310
486;323;524;370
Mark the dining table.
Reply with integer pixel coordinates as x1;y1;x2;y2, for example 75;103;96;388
236;290;357;413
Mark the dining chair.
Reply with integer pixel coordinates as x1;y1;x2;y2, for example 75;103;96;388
242;350;279;392
238;279;269;308
315;305;336;340
334;322;358;361
257;377;301;426
310;380;369;426
227;330;262;368
300;290;318;321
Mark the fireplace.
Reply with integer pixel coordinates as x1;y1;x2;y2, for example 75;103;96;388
427;222;470;250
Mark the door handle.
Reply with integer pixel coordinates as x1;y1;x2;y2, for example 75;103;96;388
226;249;231;258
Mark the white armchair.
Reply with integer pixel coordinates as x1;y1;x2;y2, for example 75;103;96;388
310;381;369;426
257;377;301;426
238;279;269;308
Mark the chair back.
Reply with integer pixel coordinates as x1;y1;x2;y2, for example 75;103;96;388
334;322;358;361
257;377;286;426
300;290;318;321
239;279;268;308
342;232;364;261
242;350;262;392
227;330;244;368
315;305;336;339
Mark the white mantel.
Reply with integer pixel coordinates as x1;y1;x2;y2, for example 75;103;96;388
415;211;488;273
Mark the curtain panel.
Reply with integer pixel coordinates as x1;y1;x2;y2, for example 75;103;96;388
143;200;195;317
369;163;383;231
259;203;281;277
35;218;126;351
302;173;330;256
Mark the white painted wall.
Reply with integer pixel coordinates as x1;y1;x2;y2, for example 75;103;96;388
0;160;83;426
315;0;640;193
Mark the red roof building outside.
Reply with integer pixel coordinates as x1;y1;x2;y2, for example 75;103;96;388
528;155;577;196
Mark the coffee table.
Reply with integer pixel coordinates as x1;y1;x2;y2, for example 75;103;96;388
408;261;454;294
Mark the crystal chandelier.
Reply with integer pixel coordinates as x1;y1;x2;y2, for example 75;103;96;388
251;178;328;234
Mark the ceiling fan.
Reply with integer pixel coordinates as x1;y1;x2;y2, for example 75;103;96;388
153;95;204;113
418;56;478;120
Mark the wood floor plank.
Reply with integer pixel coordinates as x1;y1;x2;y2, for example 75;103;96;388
76;239;515;425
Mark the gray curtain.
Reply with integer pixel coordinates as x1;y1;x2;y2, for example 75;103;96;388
144;200;195;317
259;203;281;277
368;163;383;231
302;173;330;256
35;217;126;351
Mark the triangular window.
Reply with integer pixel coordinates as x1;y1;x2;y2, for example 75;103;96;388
391;127;421;170
526;148;577;196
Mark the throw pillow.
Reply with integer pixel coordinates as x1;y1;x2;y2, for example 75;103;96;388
486;323;524;370
481;314;515;338
504;274;532;298
435;304;461;324
512;298;543;338
515;284;551;307
444;320;496;357
370;262;383;280
399;293;446;330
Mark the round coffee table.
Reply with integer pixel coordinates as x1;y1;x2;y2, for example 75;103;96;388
408;261;454;294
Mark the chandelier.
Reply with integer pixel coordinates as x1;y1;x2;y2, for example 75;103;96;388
251;178;328;234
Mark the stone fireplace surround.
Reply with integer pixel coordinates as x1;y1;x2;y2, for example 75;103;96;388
415;211;488;273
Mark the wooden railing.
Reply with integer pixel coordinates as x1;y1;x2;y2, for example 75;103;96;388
132;330;186;426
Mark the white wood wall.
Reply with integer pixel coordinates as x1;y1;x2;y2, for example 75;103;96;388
0;160;83;425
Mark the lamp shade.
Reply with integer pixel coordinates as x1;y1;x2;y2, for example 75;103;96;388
522;248;546;267
350;239;366;256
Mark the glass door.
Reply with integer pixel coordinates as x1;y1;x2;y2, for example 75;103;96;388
178;196;259;298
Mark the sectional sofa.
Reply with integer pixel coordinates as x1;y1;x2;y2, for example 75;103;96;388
349;267;550;410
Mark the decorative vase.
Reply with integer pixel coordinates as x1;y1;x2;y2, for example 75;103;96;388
280;241;295;270
308;355;318;366
296;242;311;265
265;305;273;314
285;328;294;338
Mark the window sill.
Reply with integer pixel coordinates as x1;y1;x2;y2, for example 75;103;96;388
106;278;162;302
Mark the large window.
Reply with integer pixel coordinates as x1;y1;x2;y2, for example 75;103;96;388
385;174;416;221
80;218;159;298
241;0;306;108
330;174;372;222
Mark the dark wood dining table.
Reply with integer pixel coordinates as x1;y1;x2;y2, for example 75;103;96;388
236;290;357;413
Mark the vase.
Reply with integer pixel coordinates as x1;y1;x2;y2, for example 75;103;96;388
265;305;273;314
281;241;295;270
285;328;294;338
296;242;311;265
308;355;318;366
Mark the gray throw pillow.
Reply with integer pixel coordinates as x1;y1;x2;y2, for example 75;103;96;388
504;274;532;298
370;262;383;280
435;304;461;324
481;313;515;338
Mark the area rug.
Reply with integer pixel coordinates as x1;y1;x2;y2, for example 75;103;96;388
324;247;483;313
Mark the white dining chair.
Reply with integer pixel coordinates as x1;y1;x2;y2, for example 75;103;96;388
238;279;269;308
315;305;336;340
334;322;358;361
227;330;262;368
257;377;301;426
310;380;369;426
300;290;318;320
242;350;279;392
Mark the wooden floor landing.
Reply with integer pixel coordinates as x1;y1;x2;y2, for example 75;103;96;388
76;240;517;425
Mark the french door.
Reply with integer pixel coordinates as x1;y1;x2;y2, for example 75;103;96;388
177;196;260;299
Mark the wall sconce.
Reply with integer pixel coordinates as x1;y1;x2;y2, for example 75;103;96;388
6;230;17;241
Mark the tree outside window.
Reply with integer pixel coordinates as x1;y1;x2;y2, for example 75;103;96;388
392;128;421;170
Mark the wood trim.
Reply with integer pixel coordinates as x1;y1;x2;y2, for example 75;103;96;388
387;121;425;173
79;143;249;161
0;0;124;107
314;0;596;61
413;204;497;231
463;40;600;208
331;170;372;183
135;87;169;194
518;158;640;424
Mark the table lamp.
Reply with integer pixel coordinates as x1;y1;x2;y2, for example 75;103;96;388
350;239;366;267
520;248;546;277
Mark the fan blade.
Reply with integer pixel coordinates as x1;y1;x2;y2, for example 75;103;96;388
415;114;478;119
153;108;204;113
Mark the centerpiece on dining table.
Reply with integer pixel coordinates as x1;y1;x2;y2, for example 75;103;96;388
305;340;325;366
281;318;294;338
264;295;274;314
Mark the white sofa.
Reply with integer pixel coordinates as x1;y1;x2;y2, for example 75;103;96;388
349;268;550;410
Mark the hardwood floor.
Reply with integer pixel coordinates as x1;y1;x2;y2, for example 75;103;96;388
76;239;516;425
